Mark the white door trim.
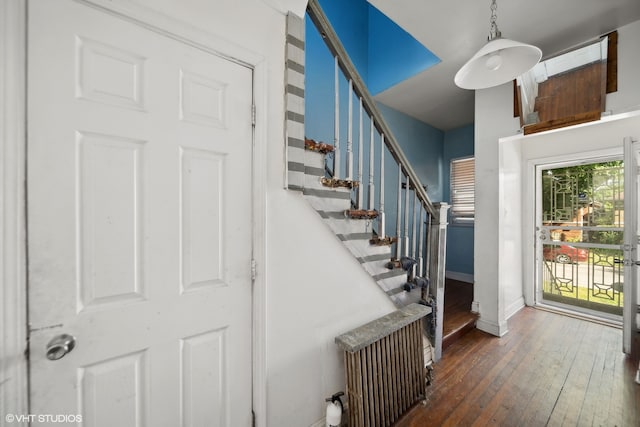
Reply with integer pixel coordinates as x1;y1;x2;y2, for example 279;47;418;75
527;150;624;329
78;0;264;68
252;63;269;427
0;0;28;422
3;1;269;425
523;147;623;310
622;136;639;354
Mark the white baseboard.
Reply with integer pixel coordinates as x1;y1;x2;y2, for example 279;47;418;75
445;271;474;284
505;297;525;320
476;317;509;337
471;300;480;313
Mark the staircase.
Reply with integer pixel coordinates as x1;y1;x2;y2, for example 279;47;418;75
301;140;425;308
285;1;449;361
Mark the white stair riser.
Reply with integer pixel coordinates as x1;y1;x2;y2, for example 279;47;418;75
303;173;328;191
320;216;373;235
361;260;399;277
377;273;408;292
341;239;391;259
304;194;351;212
305;149;326;170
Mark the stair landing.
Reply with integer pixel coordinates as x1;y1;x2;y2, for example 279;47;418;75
442;279;477;352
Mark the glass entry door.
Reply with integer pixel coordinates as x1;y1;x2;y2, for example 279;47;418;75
536;159;624;320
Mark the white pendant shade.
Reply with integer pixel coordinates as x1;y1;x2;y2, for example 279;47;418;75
455;37;542;90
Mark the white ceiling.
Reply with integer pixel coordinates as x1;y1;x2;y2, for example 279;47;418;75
367;0;640;131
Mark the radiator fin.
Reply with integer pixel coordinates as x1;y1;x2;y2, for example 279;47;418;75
343;318;426;426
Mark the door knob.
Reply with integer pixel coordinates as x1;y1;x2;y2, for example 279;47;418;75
46;334;76;360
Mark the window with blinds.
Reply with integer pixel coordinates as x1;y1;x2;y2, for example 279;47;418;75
450;157;475;224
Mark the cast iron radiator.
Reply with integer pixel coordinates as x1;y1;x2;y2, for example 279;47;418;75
335;303;430;427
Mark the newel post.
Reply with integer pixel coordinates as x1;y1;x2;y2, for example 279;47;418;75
430;202;450;361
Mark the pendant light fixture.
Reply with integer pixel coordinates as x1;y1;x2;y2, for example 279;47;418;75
454;0;542;90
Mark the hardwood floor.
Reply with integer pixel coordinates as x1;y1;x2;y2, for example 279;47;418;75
398;307;640;427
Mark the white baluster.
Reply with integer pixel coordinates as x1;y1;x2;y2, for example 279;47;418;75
404;180;410;257
333;56;340;179
396;167;403;260
418;202;424;277
367;118;375;211
357;98;364;209
412;193;418;257
379;134;385;238
411;193;418;278
346;80;353;181
425;213;432;278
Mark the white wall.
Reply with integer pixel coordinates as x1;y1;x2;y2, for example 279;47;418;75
474;19;640;336
499;137;525;320
474;83;520;336
606;21;640;115
130;1;398;426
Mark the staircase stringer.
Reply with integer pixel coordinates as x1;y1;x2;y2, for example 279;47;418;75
300;150;420;307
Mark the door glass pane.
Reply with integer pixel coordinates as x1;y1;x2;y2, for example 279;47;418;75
539;160;624;317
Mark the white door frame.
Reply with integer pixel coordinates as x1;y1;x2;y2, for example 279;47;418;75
622;136;639;354
532;153;624;323
524;147;622;308
0;1;269;424
1;0;28;420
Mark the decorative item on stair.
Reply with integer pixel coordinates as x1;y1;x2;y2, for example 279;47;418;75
369;235;398;246
305;137;335;154
345;209;379;220
320;176;359;189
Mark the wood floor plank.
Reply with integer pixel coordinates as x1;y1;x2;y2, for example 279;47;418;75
474;314;557;426
576;323;614;426
395;307;640;427
591;328;619;426
450;314;546;426
512;315;588;426
552;322;605;425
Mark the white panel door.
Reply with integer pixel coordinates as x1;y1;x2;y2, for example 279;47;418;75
623;137;640;354
27;1;253;425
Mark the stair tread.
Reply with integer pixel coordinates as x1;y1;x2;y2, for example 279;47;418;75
442;312;478;351
443;311;478;336
372;268;407;281
302;187;351;198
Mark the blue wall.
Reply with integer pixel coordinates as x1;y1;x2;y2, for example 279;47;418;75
317;0;439;95
318;0;370;83
443;124;475;279
377;103;443;202
305;13;343;148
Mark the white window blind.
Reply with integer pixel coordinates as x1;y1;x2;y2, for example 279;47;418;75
450;157;475;224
